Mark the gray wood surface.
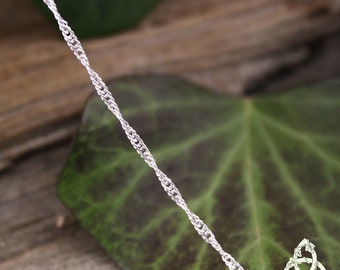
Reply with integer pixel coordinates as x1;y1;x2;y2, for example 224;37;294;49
1;0;340;169
0;144;118;270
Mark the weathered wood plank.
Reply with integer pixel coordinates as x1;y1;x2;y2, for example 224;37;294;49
1;0;340;168
0;143;118;269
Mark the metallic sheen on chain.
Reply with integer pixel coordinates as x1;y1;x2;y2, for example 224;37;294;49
42;1;244;269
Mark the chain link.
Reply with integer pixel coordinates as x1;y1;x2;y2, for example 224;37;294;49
42;1;244;269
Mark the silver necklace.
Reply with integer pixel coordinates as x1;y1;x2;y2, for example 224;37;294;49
42;1;326;269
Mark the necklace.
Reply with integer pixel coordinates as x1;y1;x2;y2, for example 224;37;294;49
42;1;242;269
42;1;326;269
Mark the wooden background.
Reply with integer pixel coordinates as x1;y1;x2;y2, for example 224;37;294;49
1;0;340;269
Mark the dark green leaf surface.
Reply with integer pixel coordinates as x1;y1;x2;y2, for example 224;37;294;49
59;75;340;269
34;0;160;38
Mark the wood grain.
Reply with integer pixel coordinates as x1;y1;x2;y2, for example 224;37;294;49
1;0;340;168
0;143;119;269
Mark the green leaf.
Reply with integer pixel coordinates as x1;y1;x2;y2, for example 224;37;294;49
58;75;340;269
34;0;160;38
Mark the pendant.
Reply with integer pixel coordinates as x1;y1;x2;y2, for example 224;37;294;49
284;238;326;270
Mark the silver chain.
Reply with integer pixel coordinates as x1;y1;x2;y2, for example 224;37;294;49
42;1;244;269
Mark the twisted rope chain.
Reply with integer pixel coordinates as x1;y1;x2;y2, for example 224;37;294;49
42;1;243;269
